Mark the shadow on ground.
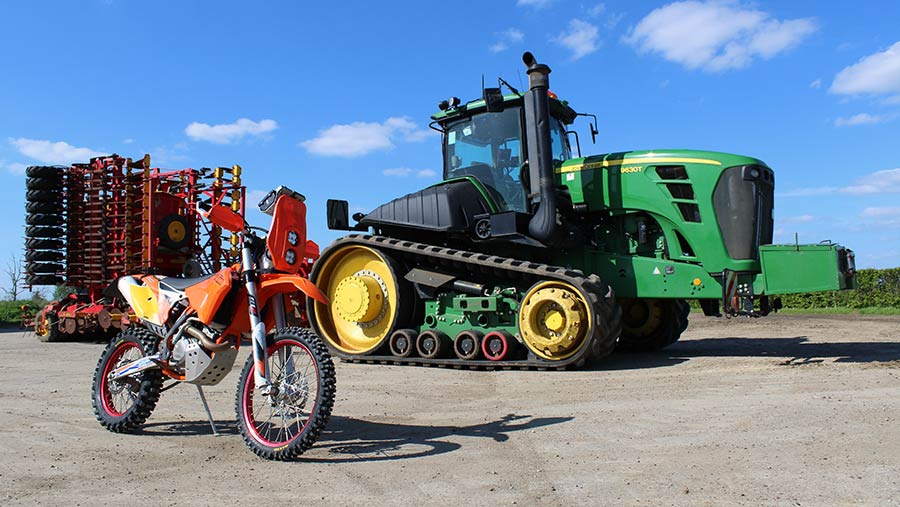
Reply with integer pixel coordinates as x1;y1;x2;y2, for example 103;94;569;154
596;336;900;371
306;413;572;463
134;413;571;463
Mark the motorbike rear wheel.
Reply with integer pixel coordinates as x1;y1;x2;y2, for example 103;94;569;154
91;328;163;432
235;327;335;460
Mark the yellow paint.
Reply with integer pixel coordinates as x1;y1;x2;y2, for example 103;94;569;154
128;284;159;323
557;157;723;174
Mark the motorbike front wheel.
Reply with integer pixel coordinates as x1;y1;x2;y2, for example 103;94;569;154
235;327;335;460
91;328;163;432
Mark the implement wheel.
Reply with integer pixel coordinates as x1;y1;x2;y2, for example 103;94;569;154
310;244;409;355
518;280;591;361
616;298;690;352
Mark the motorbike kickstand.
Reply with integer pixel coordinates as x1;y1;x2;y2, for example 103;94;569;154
196;385;220;436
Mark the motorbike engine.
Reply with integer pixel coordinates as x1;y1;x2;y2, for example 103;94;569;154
173;323;238;386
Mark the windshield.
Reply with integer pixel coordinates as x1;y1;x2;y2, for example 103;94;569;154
444;107;526;212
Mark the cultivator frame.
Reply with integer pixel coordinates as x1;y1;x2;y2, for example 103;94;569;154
24;154;246;341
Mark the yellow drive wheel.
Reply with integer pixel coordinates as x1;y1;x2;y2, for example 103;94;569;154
619;298;665;338
519;281;592;361
311;245;401;355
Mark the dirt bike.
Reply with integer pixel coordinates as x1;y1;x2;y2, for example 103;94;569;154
90;186;335;460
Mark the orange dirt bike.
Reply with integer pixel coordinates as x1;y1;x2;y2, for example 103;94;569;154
90;186;335;460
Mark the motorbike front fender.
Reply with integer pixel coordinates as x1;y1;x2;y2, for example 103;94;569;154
257;273;329;305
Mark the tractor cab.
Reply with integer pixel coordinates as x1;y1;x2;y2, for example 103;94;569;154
440;101;573;214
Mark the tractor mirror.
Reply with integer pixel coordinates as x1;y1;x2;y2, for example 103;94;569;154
327;199;350;230
483;87;504;112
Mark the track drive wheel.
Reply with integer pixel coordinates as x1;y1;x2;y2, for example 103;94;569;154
616;298;690;352
519;281;592;361
310;244;410;355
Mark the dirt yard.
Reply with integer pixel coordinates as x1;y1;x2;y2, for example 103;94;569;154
2;314;899;506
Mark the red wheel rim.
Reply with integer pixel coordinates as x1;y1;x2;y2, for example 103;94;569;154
100;341;142;417
482;331;509;361
242;339;321;447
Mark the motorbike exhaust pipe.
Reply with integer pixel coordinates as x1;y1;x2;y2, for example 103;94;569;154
184;326;232;352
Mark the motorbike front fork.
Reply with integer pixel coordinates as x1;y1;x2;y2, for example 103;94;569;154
243;245;290;396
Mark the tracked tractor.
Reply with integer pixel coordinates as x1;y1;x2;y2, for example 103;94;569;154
311;52;856;369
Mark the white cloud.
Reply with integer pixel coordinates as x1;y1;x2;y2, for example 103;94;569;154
554;19;600;60
0;159;27;175
780;168;900;198
834;113;887;127
777;186;838;198
123;138;135;144
587;3;606;17
779;214;815;224
860;206;900;218
841;168;900;195
831;41;900;97
9;137;104;164
185;118;277;144
810;78;821;89
490;28;525;53
624;1;816;72
301;116;431;158
383;168;438;178
517;0;555;8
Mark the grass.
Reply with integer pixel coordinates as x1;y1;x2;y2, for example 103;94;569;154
776;307;900;316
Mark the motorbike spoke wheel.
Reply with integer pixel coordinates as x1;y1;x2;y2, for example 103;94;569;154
236;327;335;460
91;328;163;433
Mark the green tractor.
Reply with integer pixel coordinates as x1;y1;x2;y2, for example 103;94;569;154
310;52;856;368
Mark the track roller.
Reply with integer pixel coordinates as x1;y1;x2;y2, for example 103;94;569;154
389;328;417;358
482;330;518;361
416;330;450;359
453;330;483;360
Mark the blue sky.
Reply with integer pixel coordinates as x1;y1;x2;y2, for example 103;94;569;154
1;0;899;296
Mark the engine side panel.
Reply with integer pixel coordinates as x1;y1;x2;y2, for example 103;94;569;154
360;179;493;233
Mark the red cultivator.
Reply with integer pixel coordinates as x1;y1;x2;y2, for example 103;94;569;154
24;154;246;341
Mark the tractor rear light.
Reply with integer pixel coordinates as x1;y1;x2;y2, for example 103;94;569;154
547;90;558;99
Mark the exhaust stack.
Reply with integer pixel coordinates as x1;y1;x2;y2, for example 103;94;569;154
522;52;558;245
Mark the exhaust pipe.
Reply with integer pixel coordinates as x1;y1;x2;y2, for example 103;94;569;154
522;52;558;246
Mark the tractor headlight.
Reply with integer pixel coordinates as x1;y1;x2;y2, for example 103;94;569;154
287;230;299;246
285;249;296;265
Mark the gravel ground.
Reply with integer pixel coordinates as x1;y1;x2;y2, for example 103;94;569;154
1;314;899;506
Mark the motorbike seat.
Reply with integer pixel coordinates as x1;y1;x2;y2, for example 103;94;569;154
159;273;215;291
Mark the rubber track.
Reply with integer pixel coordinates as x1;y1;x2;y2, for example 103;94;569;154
318;234;623;371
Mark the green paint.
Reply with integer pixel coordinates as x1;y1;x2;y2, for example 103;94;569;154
421;292;519;338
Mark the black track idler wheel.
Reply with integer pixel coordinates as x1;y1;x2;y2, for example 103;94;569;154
26;262;64;274
26;201;63;214
26;213;64;226
26;189;62;202
389;329;417;358
26;177;64;190
25;238;64;250
25;250;64;263
25;166;64;178
453;330;483;360
25;226;64;238
26;274;65;286
416;330;451;359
